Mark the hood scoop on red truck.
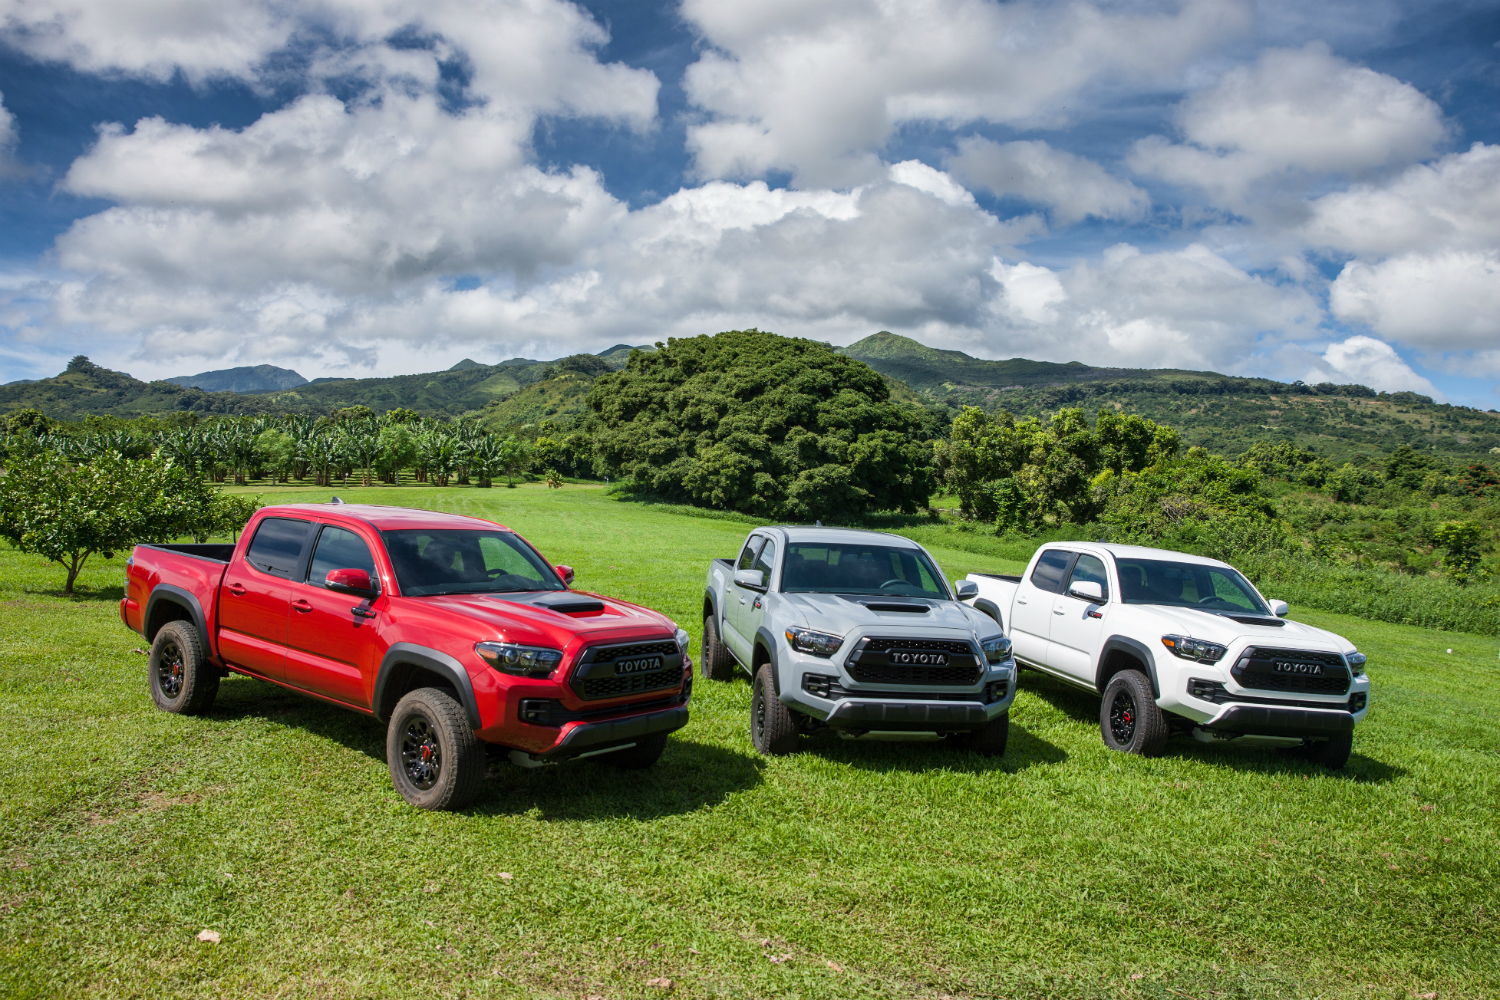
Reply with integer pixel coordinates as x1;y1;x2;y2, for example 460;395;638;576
493;592;607;615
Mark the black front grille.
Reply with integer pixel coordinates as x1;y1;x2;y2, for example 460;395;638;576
846;636;981;686
579;671;682;700
520;695;678;727
1233;647;1350;695
570;638;684;701
851;663;980;685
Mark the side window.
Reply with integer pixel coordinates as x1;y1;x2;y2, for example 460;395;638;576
753;538;777;582
244;518;312;579
308;526;378;590
1029;549;1074;594
736;536;765;570
1067;554;1109;601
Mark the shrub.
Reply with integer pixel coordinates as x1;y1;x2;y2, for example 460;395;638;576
1433;521;1484;584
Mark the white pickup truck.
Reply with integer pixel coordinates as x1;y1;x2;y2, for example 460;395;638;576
964;542;1370;768
701;526;1017;756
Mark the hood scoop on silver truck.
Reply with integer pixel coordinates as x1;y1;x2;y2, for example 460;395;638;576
854;600;930;613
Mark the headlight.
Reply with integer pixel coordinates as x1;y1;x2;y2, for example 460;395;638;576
674;627;690;654
1346;651;1365;677
475;641;564;677
981;635;1013;664
1161;635;1227;662
785;627;842;657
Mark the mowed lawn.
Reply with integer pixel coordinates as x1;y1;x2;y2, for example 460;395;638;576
0;483;1496;999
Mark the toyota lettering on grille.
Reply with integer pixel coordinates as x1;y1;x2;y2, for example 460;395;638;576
890;650;950;666
614;656;663;675
1273;660;1324;675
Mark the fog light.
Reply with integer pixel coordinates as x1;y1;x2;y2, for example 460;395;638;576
519;699;553;725
1348;692;1367;713
801;673;836;698
985;680;1010;702
1188;677;1227;701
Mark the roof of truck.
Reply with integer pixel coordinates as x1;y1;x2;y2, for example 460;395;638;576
1039;540;1230;568
761;525;923;548
262;502;511;532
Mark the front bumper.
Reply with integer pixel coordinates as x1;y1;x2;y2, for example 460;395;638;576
785;655;1016;732
825;699;990;731
538;704;690;760
1200;704;1353;739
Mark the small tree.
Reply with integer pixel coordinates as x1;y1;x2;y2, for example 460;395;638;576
1433;521;1484;585
0;454;221;594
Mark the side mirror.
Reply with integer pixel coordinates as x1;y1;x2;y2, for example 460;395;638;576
1068;579;1104;603
325;567;377;597
555;564;575;587
733;569;765;590
1269;599;1289;618
954;579;978;600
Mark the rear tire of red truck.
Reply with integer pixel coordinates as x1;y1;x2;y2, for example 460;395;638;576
386;688;486;810
148;621;220;715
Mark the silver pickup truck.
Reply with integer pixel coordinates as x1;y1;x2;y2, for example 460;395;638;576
700;525;1016;756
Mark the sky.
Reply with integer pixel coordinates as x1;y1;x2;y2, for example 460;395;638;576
0;0;1497;405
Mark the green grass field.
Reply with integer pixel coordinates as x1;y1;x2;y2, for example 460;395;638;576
1;483;1496;999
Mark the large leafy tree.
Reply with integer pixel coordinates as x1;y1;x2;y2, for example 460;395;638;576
588;330;935;520
0;454;228;594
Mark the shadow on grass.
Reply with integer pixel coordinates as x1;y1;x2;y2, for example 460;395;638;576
800;720;1067;774
1020;666;1406;783
209;674;765;819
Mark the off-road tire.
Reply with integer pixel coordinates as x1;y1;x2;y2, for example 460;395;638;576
148;621;219;715
750;665;800;756
386;687;485;810
1100;670;1169;756
597;731;669;770
701;615;737;681
1305;732;1353;770
950;712;1009;757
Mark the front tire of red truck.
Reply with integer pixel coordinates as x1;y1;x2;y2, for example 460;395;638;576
386;688;486;810
148;621;220;715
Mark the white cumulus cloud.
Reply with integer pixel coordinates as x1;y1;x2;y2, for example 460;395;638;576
1130;43;1447;205
1313;335;1440;396
947;137;1148;224
1329;250;1500;352
680;0;1250;187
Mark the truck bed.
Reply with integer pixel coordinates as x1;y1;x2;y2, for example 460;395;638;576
138;543;236;563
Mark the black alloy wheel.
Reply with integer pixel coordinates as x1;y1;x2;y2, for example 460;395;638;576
1109;687;1136;745
157;637;184;699
400;716;442;790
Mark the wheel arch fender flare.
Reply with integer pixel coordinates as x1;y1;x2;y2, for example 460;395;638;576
752;624;782;696
374;642;482;729
973;598;1004;631
1095;635;1161;698
703;586;719;625
144;585;211;655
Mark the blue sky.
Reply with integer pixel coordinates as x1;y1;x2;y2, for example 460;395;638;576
0;0;1497;406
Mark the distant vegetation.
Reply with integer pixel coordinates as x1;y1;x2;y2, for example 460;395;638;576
2;332;1498;631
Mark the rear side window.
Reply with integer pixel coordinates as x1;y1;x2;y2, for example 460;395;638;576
1067;554;1110;601
308;526;378;590
754;538;777;580
1029;549;1074;594
737;536;765;570
245;518;311;579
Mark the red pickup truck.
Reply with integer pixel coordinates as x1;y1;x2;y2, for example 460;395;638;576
121;501;692;809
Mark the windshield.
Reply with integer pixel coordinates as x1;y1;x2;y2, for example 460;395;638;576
383;529;564;597
1115;557;1270;616
782;542;949;599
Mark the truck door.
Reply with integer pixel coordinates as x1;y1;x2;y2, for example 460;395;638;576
723;534;765;662
218;517;313;680
735;537;777;654
285;524;384;707
1009;548;1073;667
1047;553;1110;685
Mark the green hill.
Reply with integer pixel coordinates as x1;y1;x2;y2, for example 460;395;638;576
840;332;1500;466
0;356;286;420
